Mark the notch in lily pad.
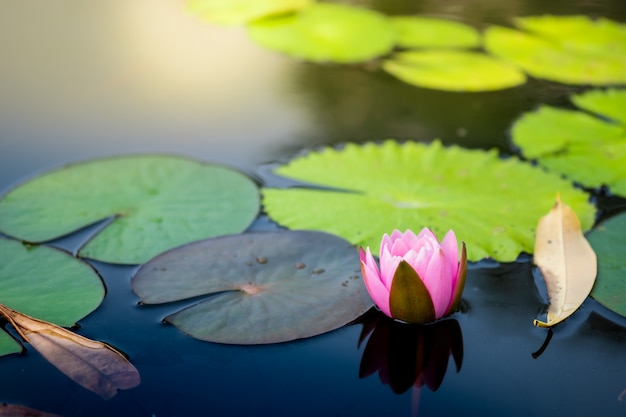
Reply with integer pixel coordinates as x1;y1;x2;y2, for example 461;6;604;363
132;231;373;344
0;155;260;264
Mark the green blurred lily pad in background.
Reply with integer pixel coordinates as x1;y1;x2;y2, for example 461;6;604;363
391;16;481;49
262;140;595;262
484;15;626;85
0;155;260;264
0;238;105;356
383;50;526;92
512;88;626;196
186;0;313;25
132;231;372;344
588;212;626;318
248;3;396;63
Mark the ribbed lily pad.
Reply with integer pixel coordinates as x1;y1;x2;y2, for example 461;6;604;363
391;16;481;49
588;212;626;317
186;0;312;26
383;50;526;92
484;16;626;85
0;237;105;356
262;140;595;262
132;231;373;344
247;3;396;63
512;89;626;197
0;155;260;264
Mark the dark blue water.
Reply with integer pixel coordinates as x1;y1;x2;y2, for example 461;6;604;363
1;1;626;416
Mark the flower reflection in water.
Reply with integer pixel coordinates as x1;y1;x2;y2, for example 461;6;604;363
357;310;463;414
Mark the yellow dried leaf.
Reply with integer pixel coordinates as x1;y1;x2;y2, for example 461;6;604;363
533;195;597;327
0;304;140;399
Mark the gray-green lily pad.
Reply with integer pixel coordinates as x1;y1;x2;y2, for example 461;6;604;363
391;16;481;49
512;89;626;197
132;231;373;344
186;0;313;26
484;16;626;85
247;3;396;63
0;237;105;356
0;155;260;264
588;212;626;317
383;50;526;92
261;140;596;262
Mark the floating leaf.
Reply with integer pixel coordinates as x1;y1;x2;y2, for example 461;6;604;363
383;50;526;92
0;304;140;399
588;212;626;317
248;3;396;63
0;237;105;357
0;403;62;417
512;89;626;197
391;16;481;49
261;140;595;262
533;196;597;327
132;231;372;344
186;0;313;25
484;16;626;85
0;155;259;264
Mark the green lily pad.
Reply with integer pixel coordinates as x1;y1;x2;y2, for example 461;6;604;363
484;16;626;85
0;237;105;356
512;89;626;197
0;155;260;264
132;231;372;344
391;16;481;49
588;212;626;317
186;0;313;26
261;140;595;262
247;3;396;63
383;50;526;92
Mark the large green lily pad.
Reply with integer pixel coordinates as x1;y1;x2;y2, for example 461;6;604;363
0;237;105;356
588;212;626;317
512;89;626;197
247;3;396;63
484;16;626;85
0;155;260;264
186;0;313;26
383;50;526;92
132;231;372;344
391;16;481;49
261;140;595;262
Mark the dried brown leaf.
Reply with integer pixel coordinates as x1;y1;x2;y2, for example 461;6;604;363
0;304;140;399
533;195;597;327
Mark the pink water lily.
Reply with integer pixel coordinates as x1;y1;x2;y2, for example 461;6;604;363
359;228;467;324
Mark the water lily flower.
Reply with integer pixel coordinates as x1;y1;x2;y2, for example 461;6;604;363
359;228;467;324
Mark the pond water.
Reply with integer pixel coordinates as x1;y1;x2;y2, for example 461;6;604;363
1;1;626;416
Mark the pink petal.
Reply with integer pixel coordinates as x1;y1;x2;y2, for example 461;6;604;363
417;227;437;241
420;248;453;318
441;230;459;282
379;249;401;290
390;239;410;257
400;229;419;247
360;260;391;317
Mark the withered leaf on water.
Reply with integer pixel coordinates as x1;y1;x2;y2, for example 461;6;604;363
0;403;63;417
0;304;140;399
533;195;597;327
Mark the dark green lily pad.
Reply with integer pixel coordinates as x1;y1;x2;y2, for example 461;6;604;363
588;212;626;317
186;0;313;26
383;50;526;92
261;140;595;262
512;89;626;197
391;16;481;49
0;237;105;356
247;3;396;63
132;231;373;344
0;155;260;264
484;16;626;85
